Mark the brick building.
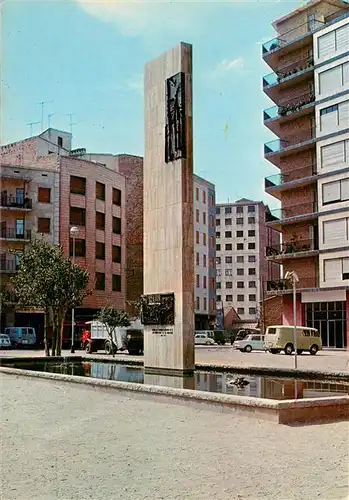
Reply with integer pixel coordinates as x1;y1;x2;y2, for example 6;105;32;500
262;0;349;348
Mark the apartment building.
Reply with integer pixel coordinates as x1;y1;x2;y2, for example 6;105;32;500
1;129;126;333
215;199;279;327
262;0;349;348
194;175;216;330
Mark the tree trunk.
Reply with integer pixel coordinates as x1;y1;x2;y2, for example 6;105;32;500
44;310;50;357
56;311;65;357
51;312;57;356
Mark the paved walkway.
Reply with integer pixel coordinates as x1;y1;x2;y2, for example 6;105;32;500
1;374;348;500
2;346;348;373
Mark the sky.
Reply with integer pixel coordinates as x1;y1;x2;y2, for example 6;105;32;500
2;0;304;208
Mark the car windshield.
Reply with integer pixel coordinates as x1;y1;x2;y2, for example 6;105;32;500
0;334;9;339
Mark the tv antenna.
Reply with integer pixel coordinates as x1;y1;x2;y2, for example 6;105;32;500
26;121;41;136
38;100;53;130
65;113;77;135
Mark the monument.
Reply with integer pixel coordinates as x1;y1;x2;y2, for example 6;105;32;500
143;42;195;380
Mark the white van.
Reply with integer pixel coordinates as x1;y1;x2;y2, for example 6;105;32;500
264;325;322;355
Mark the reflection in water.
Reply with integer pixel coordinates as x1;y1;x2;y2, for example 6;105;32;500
12;362;349;401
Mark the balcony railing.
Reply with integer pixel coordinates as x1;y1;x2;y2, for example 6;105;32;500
0;259;19;272
266;202;317;223
0;229;32;240
263;57;314;87
265;164;317;189
266;238;317;257
267;277;318;292
264;91;315;122
264;128;315;156
0;196;32;209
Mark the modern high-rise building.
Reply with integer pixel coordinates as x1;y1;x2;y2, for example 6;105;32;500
262;0;349;348
215;199;279;328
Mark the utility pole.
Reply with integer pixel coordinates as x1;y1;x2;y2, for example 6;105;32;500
38;100;53;131
26;121;41;136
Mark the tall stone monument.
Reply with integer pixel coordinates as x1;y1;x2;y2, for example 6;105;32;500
143;42;194;377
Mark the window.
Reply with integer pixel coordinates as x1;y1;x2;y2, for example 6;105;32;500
319;63;348;95
226;282;233;289
225;218;232;225
196;252;200;265
37;217;50;233
216;218;221;226
320;104;339;132
113;216;121;234
113;188;122;206
196;274;200;288
203;233;207;246
203;298;207;311
249;281;256;288
203;212;206;225
248;230;255;237
249;307;257;315
96;242;105;260
203;254;207;267
38;187;51;203
225;256;232;264
236;231;243;237
196;187;199;201
237;307;244;315
70;175;86;195
112;274;122;292
70;207;86;226
248;205;255;213
209;194;214;208
202;191;206;204
70;238;86;257
96;182;105;201
318;24;349;58
209;257;214;268
248;243;256;250
225;269;233;276
249;268;256;276
216;244;221;251
249;294;256;302
226;295;233;302
217;282;221;289
236;206;243;214
203;276;207;288
96;211;105;230
236;218;244;225
216;231;220;239
225;207;232;214
322;179;349;205
112;245;121;263
95;272;105;290
237;268;244;276
209;215;214;228
237;256;244;263
209;278;215;289
248;255;256;263
225;231;232;238
57;136;63;147
323;218;348;245
225;243;232;251
248;217;255;224
216;257;221;265
196;297;200;310
196;231;200;244
210;236;214;248
237;281;244;288
237;295;244;301
217;294;221;301
321;140;348;169
237;243;244;250
196;209;200;223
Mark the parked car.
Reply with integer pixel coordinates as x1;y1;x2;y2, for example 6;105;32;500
264;325;322;355
0;334;12;349
194;333;215;345
233;334;265;353
4;327;36;348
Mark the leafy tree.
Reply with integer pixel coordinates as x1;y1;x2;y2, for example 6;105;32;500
11;238;90;356
96;305;130;356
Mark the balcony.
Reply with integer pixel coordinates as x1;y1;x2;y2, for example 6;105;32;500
264;91;315;134
264;128;316;166
0;258;19;273
0;195;32;210
0;229;32;241
266;277;318;294
266;238;318;261
263;57;314;99
266;201;318;229
265;164;317;199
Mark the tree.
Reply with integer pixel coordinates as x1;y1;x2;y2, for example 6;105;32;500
11;238;90;356
96;306;130;356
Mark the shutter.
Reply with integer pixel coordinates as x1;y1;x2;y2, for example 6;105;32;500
324;258;341;283
335;25;349;53
323;218;346;244
318;31;335;58
343;63;349;86
320;108;338;133
341;178;349;201
319;66;341;95
343;258;349;274
322;180;340;204
321;141;345;169
346;140;349;161
338;100;349;129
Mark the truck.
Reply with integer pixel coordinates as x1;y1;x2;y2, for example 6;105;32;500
81;320;144;355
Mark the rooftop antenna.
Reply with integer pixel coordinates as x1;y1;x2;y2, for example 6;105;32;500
38;100;53;131
26;121;41;136
65;113;77;135
48;113;54;128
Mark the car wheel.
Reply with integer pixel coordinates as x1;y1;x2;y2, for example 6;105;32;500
284;343;294;355
310;344;318;355
105;341;114;355
85;342;92;354
244;345;252;353
206;341;211;345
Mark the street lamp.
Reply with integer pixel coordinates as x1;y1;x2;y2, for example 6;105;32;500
70;226;79;354
285;270;299;371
